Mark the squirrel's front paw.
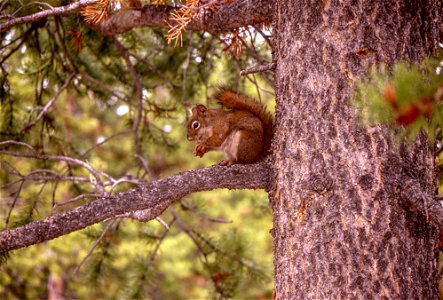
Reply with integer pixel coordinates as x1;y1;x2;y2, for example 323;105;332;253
195;143;207;157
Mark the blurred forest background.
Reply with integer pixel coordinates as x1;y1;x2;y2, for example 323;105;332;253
0;1;274;299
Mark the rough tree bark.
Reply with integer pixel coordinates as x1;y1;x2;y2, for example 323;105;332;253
271;0;441;298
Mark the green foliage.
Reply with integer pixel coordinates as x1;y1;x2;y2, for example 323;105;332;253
353;53;443;140
0;251;9;266
353;52;443;201
0;1;274;298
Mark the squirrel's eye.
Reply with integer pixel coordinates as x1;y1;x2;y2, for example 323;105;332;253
192;121;200;129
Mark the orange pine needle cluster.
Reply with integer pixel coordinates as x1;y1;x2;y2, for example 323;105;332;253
81;0;110;24
166;0;202;47
220;29;246;57
69;29;83;51
166;0;242;47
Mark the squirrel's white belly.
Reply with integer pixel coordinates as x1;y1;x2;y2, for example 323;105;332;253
218;130;242;160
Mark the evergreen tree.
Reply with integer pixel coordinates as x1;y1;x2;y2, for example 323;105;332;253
0;0;442;298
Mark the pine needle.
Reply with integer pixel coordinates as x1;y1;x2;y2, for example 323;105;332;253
166;0;202;47
81;0;111;24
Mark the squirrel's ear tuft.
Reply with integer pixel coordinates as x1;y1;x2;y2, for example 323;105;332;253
193;104;207;114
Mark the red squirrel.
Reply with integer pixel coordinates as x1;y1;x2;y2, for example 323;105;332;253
187;89;274;165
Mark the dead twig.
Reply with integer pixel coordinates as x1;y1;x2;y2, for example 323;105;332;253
0;144;108;191
0;0;99;32
240;62;275;76
73;219;116;274
22;73;75;132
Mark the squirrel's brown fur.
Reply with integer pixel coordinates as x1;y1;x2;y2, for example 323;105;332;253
187;89;274;165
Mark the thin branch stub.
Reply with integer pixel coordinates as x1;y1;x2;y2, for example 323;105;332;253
240;62;276;76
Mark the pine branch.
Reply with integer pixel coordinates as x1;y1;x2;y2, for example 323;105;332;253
112;38;146;176
240;62;275;76
400;179;443;229
0;163;271;253
1;0;274;38
0;0;99;32
0;147;107;190
22;73;75;132
94;0;274;36
73;220;116;274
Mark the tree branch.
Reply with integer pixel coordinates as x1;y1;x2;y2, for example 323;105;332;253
22;73;75;132
0;148;107;190
0;162;271;253
112;38;147;176
94;0;274;36
1;0;274;37
400;179;443;230
240;62;276;76
0;0;99;32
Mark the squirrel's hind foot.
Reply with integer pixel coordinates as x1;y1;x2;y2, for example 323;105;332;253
218;160;236;166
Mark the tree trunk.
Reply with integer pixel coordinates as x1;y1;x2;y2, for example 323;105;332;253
271;0;441;298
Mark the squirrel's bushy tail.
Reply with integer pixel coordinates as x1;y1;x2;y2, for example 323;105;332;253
215;88;274;157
